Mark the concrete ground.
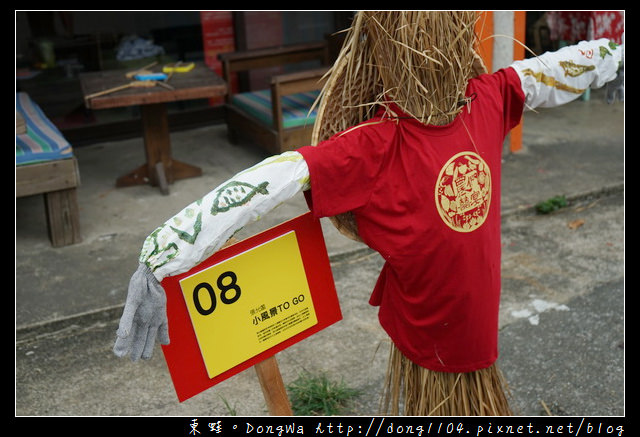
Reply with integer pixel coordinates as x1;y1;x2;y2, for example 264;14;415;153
15;88;624;418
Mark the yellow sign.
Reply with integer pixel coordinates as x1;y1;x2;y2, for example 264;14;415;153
178;231;318;379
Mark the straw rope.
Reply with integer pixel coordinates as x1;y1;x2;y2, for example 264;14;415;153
311;11;487;241
381;344;513;416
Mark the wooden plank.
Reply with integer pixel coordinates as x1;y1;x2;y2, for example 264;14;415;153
271;68;328;96
16;158;80;198
226;106;277;143
80;62;227;110
219;42;326;72
281;126;314;152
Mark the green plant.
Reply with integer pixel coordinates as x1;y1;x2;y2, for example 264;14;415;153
286;371;361;416
535;195;568;214
217;394;237;416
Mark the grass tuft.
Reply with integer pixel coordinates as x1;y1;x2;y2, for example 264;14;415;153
535;195;568;214
286;371;361;416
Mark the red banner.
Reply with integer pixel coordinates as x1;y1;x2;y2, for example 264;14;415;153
547;11;624;44
200;11;236;103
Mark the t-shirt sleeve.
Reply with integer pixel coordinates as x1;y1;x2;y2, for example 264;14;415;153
471;67;526;139
495;67;526;137
297;123;389;218
510;39;623;109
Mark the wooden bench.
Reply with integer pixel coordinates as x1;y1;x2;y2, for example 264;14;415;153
218;42;330;155
16;92;81;247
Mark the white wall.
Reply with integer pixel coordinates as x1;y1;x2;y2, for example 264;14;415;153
492;11;515;72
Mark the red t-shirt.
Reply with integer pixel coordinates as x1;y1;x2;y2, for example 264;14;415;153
297;67;525;372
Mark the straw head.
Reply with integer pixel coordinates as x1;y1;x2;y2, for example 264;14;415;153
312;11;487;241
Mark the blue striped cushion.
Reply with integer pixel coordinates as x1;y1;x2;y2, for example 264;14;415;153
16;92;73;166
232;89;319;129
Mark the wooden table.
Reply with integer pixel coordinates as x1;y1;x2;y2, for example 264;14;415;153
80;62;227;193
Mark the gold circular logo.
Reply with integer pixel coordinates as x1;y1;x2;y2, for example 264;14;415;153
435;151;491;232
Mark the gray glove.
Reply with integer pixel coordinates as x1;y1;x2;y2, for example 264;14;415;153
606;67;624;104
113;263;170;361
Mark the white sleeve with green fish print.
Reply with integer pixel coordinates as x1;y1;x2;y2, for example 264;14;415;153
140;151;311;281
511;38;623;109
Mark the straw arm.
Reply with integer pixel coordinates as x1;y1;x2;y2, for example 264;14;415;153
510;38;623;110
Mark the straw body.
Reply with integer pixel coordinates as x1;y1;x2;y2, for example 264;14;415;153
382;344;512;416
310;12;512;416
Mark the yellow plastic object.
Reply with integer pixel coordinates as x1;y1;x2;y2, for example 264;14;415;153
163;62;195;73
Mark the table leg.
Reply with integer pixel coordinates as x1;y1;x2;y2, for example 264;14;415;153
115;102;202;192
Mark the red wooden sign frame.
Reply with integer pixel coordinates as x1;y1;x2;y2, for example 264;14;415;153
161;212;342;402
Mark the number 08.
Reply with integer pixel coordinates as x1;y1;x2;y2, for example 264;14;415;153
192;271;241;316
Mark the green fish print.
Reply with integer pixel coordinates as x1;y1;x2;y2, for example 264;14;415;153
211;181;269;215
170;211;202;244
142;225;180;272
559;60;595;77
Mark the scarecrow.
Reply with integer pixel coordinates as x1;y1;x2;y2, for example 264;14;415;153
114;11;623;416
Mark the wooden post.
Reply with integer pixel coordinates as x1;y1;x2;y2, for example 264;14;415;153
45;187;81;247
254;355;293;416
141;102;172;188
